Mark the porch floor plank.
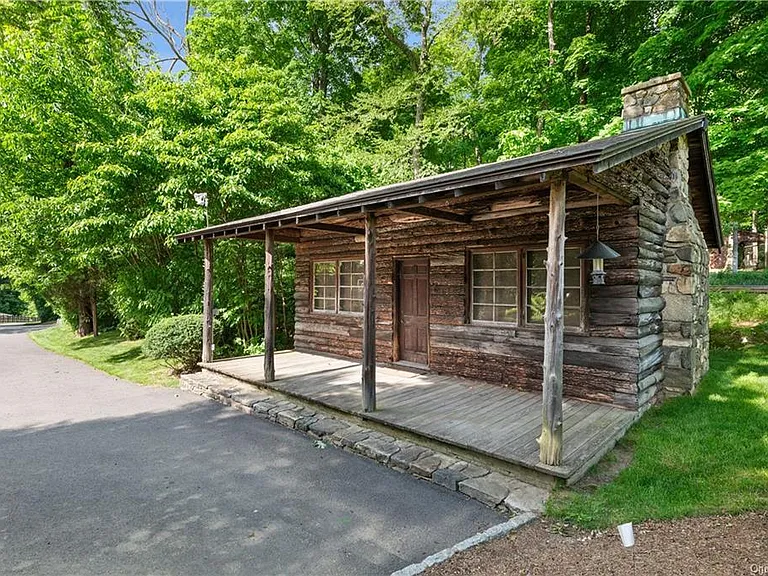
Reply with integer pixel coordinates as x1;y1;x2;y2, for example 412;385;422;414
201;351;638;481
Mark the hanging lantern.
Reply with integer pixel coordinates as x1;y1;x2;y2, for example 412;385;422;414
578;193;620;285
579;240;620;285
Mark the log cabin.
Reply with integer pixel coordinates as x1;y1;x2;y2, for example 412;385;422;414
177;73;722;475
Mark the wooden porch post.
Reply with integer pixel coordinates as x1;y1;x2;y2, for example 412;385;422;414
539;178;566;466
264;229;276;382
362;212;377;412
202;238;214;363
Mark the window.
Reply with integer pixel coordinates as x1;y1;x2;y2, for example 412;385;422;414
339;260;364;313
313;262;337;312
312;259;365;314
469;246;583;328
526;248;581;327
471;251;518;323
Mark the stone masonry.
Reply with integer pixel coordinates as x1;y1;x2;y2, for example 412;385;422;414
622;72;691;131
661;135;710;396
180;370;550;515
621;72;710;398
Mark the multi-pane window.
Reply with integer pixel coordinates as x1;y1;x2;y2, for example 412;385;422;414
313;262;337;312
470;247;583;328
526;248;581;327
339;260;364;313
471;251;518;323
312;259;365;314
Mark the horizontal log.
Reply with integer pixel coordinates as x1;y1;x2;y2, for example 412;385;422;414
638;214;666;236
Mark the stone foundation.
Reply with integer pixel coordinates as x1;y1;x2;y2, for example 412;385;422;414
180;369;550;514
661;136;710;396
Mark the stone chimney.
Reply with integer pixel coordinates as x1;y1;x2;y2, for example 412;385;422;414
621;72;691;131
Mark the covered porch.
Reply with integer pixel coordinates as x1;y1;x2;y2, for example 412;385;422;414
200;351;637;484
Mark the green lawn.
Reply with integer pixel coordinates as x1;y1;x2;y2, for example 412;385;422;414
30;326;178;388
709;291;768;348
710;269;768;286
547;345;768;528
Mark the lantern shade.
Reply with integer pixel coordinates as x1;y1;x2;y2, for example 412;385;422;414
578;240;620;260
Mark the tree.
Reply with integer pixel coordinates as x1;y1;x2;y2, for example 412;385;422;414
0;1;140;334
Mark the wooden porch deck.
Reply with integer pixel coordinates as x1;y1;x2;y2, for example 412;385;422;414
200;351;638;483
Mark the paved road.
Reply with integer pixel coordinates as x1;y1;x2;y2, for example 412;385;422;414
0;325;503;576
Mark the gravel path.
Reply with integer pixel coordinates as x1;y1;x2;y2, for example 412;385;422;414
0;325;503;576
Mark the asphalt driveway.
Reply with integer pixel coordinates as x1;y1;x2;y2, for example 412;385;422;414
0;325;503;575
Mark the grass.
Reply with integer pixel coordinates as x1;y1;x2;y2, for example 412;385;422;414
709;291;768;349
547;345;768;528
710;269;768;286
30;326;178;388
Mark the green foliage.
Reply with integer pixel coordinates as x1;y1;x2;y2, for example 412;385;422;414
3;0;768;355
547;345;768;528
0;278;26;315
142;314;218;372
710;270;768;286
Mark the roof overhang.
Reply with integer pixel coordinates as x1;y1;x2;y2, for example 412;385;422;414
176;116;722;248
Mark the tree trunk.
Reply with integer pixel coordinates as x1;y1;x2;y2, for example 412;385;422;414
537;0;556;152
413;91;424;178
578;8;592;107
547;0;556;65
90;288;98;338
752;210;759;269
732;223;739;273
412;0;432;179
77;298;89;337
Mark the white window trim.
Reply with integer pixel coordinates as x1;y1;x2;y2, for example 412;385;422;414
311;258;365;316
469;246;585;330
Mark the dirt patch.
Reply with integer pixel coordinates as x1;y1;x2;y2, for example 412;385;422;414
426;512;767;576
570;443;634;492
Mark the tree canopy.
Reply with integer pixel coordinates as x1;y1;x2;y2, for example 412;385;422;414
1;0;766;347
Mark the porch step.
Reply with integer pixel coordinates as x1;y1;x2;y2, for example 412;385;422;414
181;370;550;515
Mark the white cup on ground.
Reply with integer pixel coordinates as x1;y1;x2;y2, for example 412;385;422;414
618;522;635;547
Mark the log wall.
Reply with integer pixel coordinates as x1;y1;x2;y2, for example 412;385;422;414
294;151;675;411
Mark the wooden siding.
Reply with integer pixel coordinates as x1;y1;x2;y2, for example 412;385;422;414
294;151;673;410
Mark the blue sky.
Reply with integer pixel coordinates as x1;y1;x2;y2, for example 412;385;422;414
129;1;191;71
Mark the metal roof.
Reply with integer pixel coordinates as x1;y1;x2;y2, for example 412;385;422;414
177;115;722;247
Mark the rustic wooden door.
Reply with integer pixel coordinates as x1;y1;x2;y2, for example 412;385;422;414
397;258;429;365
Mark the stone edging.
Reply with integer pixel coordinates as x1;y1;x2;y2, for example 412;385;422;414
390;512;537;576
181;371;549;515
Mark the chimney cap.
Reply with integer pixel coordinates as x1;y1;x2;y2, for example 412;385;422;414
621;72;691;97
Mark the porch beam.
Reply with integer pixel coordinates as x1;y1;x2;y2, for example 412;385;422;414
392;205;471;224
298;222;364;235
471;196;621;222
202;239;214;364
362;212;377;412
539;179;566;466
567;171;631;205
264;229;275;382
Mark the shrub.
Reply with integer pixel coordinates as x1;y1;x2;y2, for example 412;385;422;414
142;314;218;373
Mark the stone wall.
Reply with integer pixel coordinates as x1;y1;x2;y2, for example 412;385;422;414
661;136;710;396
